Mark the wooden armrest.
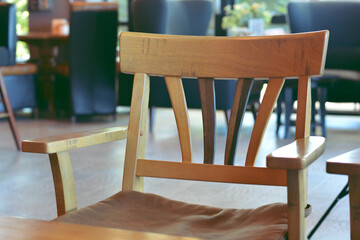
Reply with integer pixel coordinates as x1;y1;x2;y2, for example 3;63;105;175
327;148;360;176
266;136;325;170
22;127;127;154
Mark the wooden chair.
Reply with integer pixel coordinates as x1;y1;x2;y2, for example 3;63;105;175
22;31;329;239
327;149;360;240
0;64;37;150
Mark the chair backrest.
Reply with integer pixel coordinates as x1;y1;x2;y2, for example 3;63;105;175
129;0;214;110
119;31;329;191
0;3;17;66
288;1;360;71
69;2;118;115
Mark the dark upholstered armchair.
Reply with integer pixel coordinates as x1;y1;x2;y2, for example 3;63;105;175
55;2;118;121
279;1;360;138
0;3;36;113
0;3;16;66
0;3;37;150
118;0;263;132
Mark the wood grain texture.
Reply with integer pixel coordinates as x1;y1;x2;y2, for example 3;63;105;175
287;169;306;240
49;152;77;216
71;2;118;12
224;78;254;165
0;216;199;240
136;159;287;186
0;72;21;150
22;127;127;154
165;76;192;163
0;63;37;76
245;78;285;167
122;73;150;191
295;76;312;140
267;136;326;170
326;148;360;176
120;31;329;79
198;78;215;164
349;175;360;240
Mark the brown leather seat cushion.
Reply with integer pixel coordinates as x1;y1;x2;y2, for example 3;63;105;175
54;191;287;240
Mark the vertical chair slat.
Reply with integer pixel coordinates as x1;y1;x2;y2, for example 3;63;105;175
295;76;312;139
245;78;285;167
49;151;77;217
224;78;254;165
165;76;192;163
122;73;150;191
199;78;216;164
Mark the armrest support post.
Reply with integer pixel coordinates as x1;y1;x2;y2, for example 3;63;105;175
287;169;306;240
49;151;77;217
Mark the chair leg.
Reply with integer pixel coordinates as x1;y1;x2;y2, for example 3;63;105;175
310;88;317;135
349;175;360;240
224;109;231;126
149;106;155;133
276;91;283;136
319;87;327;137
250;101;259;121
284;88;293;138
0;73;21;150
307;183;349;239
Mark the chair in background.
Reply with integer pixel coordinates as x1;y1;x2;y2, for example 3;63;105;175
0;3;37;150
55;2;118;121
327;149;360;240
23;31;328;239
118;0;264;132
279;1;360;138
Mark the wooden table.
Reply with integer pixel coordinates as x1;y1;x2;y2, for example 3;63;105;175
0;216;200;240
327;148;360;240
18;32;68;117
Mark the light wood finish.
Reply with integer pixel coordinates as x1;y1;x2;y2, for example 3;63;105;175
0;216;199;240
165;76;192;163
136;159;287;186
349;175;360;240
326;148;360;240
287;169;306;240
0;70;21;150
122;73;150;191
119;31;328;79
22;127;127;154
0;63;37;76
198;78;215;164
224;79;253;165
49;152;77;216
295;76;312;140
267;136;326;170
245;78;285;166
327;148;360;175
71;2;118;12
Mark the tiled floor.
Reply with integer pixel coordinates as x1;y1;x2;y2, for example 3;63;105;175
0;108;359;239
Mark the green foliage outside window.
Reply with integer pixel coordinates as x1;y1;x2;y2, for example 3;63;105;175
6;0;29;60
237;0;287;14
